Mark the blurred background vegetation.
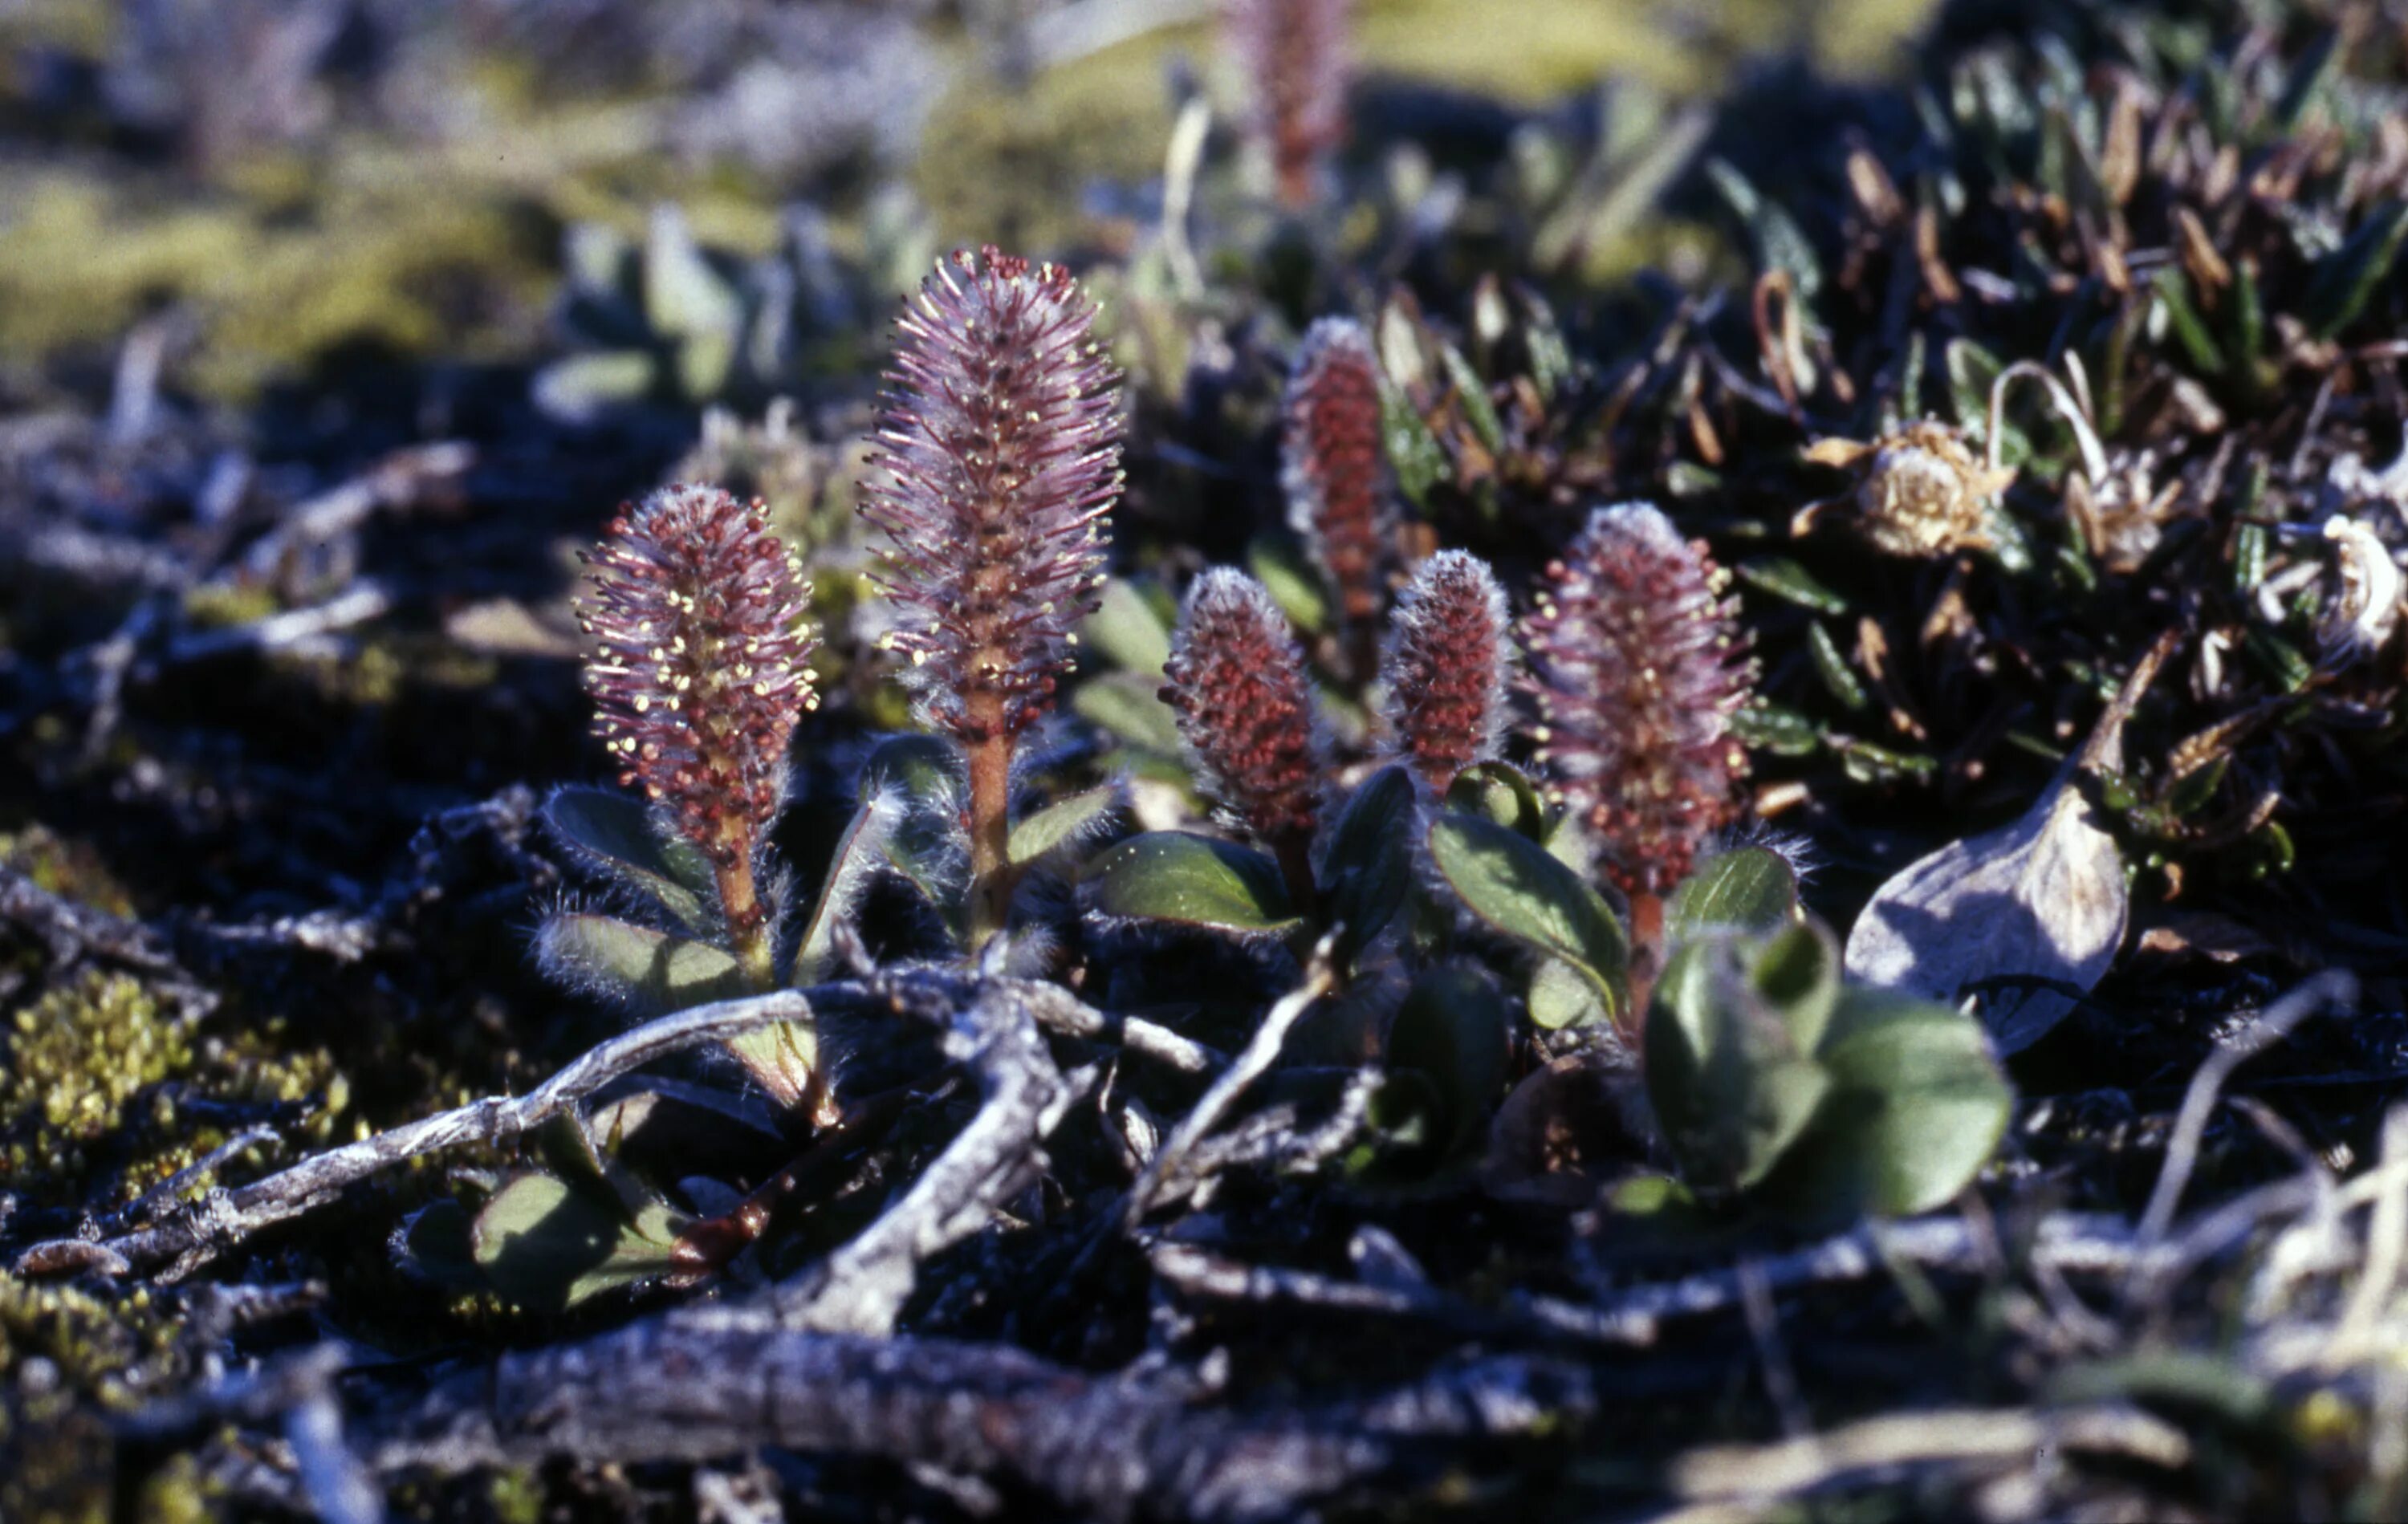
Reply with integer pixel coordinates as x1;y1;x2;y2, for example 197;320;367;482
0;0;1934;402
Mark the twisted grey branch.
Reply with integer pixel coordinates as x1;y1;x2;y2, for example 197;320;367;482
14;987;826;1281
775;978;1098;1335
364;1308;1591;1524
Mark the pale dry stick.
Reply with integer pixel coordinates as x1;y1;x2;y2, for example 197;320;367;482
2132;970;2356;1255
1656;1404;2191;1513
775;981;1098;1335
2327;1104;2408;1367
1157;1213;2146;1351
1121;933;1340;1229
14;988;822;1281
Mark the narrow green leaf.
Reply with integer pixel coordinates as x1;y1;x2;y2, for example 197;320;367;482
1378;376;1448;510
1072;672;1186;756
1706;157;1822;301
1807;620;1869;710
1426;813;1627;1026
532;351;657;424
1761;987;2012;1222
1084;832;1303;936
1248;534;1333;636
545;786;716;933
795;789;904;984
2304;202;2408;339
537;914;751;1014
1665;846;1804;944
471;1172;685;1312
1081;577;1173;677
1008;784;1121;868
860;734;965;907
1735;557;1850;615
1439;343;1507;455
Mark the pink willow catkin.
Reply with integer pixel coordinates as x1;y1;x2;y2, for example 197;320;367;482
1161;568;1328;898
1283;316;1392;644
1223;0;1350;209
1381;550;1513;795
578;483;819;963
858;246;1124;938
1520;502;1755;901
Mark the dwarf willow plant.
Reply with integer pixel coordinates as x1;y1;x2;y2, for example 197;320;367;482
540;483;832;1114
860;246;1125;948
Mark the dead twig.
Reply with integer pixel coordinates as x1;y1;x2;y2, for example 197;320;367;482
14;986;828;1282
774;978;1098;1335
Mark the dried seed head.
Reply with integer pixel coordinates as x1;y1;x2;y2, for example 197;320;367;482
1161;568;1326;849
1520;502;1756;898
1223;0;1350;209
860;246;1125;746
579;483;819;865
1283;316;1393;628
1381;550;1514;793
2318;513;2404;665
1803;421;2015;558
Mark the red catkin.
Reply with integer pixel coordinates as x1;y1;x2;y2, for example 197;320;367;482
1381;550;1513;794
1519;502;1755;899
1282;316;1393;636
1161;568;1328;894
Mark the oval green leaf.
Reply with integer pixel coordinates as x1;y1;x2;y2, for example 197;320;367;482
1426;812;1627;1026
1763;987;2012;1224
1084;831;1303;937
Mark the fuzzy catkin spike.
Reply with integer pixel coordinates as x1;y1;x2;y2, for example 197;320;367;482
1283;316;1393;636
1223;0;1350;209
1520;503;1755;900
1381;551;1514;795
577;484;819;964
1161;569;1327;891
860;246;1124;746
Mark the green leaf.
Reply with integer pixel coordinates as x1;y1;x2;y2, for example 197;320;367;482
722;1022;820;1114
1807;620;1869;710
1438;343;1507;455
859;734;966;908
1008;784;1121;868
1735;557;1850;615
1527;954;1611;1031
532;350;657;424
642;204;743;341
544;786;717;933
1072;672;1185;756
1379;376;1448;510
1426;813;1627;1026
1666;846;1804;944
1731;701;1821;758
2150;267;2223;375
1247;535;1332;636
536;914;752;1014
1080;577;1174;677
795;788;903;984
1645;933;1832;1194
1387;965;1511;1153
392;1200;485;1291
1322;766;1416;967
1084;832;1304;937
2304;202;2408;339
1761;987;2012;1223
1444;761;1546;839
1706;157;1822;301
471;1172;685;1313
